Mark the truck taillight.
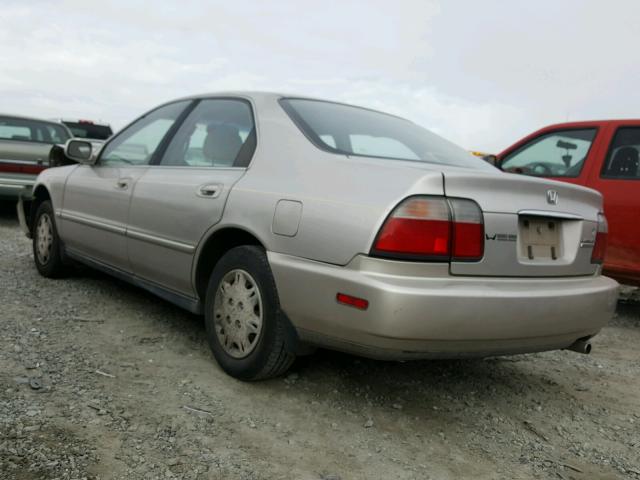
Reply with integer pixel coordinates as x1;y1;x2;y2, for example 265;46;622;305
591;213;608;264
371;196;484;262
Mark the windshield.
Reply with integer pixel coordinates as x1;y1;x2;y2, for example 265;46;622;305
280;98;494;171
63;122;113;140
500;128;597;177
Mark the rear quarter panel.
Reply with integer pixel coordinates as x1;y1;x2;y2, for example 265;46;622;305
217;94;445;266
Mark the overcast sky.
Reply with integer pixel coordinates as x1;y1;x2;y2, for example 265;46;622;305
1;0;639;151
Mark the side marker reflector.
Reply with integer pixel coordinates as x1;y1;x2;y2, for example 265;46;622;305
336;293;369;310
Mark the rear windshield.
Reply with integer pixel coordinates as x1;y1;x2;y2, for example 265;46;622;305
280;98;494;171
0;116;71;144
63;122;113;140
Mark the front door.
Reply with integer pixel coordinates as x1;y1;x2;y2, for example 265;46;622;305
588;125;640;281
60;100;192;271
126;98;256;296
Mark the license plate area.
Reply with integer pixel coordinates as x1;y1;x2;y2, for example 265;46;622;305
519;216;561;261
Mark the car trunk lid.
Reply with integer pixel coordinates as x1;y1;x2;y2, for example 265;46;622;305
443;171;602;277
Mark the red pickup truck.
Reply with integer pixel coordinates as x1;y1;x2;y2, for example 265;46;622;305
494;120;640;286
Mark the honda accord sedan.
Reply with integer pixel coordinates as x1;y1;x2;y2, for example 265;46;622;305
21;92;619;380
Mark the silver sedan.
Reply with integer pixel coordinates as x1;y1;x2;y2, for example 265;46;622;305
22;92;619;380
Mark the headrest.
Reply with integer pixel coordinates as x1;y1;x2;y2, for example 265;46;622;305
203;124;242;166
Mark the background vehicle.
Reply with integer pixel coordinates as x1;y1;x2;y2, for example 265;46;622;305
493;120;640;286
22;93;618;380
0;114;72;201
57;119;113;155
60;119;113;141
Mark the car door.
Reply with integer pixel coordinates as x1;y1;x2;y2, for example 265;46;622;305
126;97;256;296
60;100;192;271
587;124;640;281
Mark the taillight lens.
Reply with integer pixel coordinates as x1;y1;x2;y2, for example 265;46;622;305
0;161;47;175
450;198;484;261
371;196;484;262
591;213;608;264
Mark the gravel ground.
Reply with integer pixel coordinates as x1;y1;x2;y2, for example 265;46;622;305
1;204;639;480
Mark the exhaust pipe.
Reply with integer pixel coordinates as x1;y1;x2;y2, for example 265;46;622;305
566;339;592;354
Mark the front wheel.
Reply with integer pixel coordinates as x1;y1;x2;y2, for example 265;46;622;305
204;246;296;380
32;200;68;278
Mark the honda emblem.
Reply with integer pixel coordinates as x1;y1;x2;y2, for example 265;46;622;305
546;189;559;205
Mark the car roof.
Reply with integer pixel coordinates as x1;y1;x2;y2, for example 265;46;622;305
167;91;412;123
174;91;297;101
537;119;640;129
58;119;112;126
0;113;72;129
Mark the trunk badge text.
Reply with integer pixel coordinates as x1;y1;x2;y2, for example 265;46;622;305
546;189;559;205
486;233;517;242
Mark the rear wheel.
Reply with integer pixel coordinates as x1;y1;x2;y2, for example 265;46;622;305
204;246;296;380
32;201;67;278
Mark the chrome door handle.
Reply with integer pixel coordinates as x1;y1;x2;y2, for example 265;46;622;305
197;184;222;198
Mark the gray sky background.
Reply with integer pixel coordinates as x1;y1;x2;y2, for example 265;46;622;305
1;0;639;151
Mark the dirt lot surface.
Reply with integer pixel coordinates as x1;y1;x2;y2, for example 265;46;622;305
1;205;639;480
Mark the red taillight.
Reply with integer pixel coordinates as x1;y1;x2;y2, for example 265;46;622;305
373;197;451;259
0;162;47;175
371;196;484;262
450;198;484;261
591;213;608;264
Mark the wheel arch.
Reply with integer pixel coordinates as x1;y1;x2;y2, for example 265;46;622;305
28;184;52;234
193;225;267;301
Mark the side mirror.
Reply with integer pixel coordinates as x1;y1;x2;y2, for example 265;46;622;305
482;154;500;168
65;139;95;164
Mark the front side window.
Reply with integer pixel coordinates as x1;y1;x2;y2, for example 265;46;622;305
100;101;191;166
601;127;640;180
501;128;597;177
280;98;494;171
159;98;255;168
0;117;70;144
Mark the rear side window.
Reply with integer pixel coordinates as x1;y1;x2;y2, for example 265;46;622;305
280;98;494;171
0;117;70;144
601;127;640;180
159;98;256;168
500;128;596;177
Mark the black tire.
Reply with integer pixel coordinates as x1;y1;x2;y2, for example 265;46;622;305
32;200;68;278
204;245;296;381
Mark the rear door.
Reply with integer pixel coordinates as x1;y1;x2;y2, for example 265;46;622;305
60;100;192;271
126;97;256;296
586;125;640;279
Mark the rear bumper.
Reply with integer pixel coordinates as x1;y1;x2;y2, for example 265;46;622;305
268;253;619;359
